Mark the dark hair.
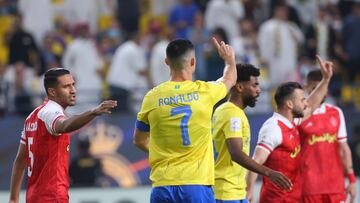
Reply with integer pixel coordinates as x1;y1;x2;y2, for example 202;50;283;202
274;82;303;107
44;68;70;94
166;39;194;70
307;70;322;82
212;27;229;44
236;64;260;82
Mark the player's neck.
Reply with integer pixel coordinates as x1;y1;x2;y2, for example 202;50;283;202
170;69;193;81
48;97;67;109
229;96;245;109
276;108;294;123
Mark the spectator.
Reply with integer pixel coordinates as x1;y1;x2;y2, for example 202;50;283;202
8;13;41;75
304;6;336;60
231;18;261;66
205;0;245;39
168;0;199;39
117;0;140;37
18;0;54;45
107;32;148;113
342;2;360;81
62;23;103;114
258;4;304;87
69;139;103;187
149;30;171;87
204;27;228;81
188;11;209;80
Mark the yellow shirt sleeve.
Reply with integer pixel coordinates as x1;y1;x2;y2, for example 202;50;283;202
136;93;153;131
222;108;243;139
204;81;227;104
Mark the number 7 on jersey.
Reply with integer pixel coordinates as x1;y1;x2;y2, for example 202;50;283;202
171;106;192;146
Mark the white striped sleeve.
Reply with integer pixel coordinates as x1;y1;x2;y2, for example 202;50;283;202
20;128;26;145
256;121;282;154
335;107;347;142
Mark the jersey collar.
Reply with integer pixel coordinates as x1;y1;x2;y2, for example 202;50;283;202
272;112;294;129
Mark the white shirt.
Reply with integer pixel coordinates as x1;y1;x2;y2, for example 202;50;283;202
258;19;304;85
205;0;244;39
19;0;54;44
62;38;102;92
150;39;170;86
107;41;147;91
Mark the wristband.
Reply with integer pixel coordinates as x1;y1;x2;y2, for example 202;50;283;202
348;172;356;184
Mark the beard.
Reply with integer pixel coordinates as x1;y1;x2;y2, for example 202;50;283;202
244;95;258;108
292;107;304;118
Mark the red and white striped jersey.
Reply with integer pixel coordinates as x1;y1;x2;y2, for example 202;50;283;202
20;99;70;203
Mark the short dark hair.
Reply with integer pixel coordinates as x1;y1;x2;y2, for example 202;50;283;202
274;82;303;107
44;68;70;94
166;39;194;60
166;39;194;71
236;64;260;82
307;70;322;82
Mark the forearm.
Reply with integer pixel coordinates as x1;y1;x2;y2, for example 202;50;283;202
56;110;96;133
306;78;330;114
217;62;237;91
134;141;149;152
9;160;26;201
232;151;270;177
246;170;259;190
339;143;354;174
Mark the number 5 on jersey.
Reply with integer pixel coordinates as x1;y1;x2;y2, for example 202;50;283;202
27;137;34;177
171;106;192;146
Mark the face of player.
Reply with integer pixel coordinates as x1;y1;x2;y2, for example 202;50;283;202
291;89;308;118
53;74;76;108
242;76;261;108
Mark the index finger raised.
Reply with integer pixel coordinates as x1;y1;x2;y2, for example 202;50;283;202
212;37;221;50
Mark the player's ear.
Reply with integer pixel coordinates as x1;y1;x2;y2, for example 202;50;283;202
190;57;195;67
48;88;56;97
235;83;243;93
165;58;170;66
286;100;293;109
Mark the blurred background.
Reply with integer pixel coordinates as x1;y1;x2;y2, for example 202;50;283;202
0;0;360;202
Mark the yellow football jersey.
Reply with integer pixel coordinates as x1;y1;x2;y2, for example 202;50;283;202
212;102;251;200
136;80;227;187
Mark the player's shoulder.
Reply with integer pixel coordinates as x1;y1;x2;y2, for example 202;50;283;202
214;102;243;117
38;100;64;119
260;115;282;131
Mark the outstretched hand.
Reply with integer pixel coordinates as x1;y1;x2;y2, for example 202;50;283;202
212;37;235;65
316;55;333;81
92;100;117;115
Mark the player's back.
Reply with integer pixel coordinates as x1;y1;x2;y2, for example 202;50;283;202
137;80;227;186
22;100;70;202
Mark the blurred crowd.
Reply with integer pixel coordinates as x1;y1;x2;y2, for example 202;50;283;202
1;0;360;116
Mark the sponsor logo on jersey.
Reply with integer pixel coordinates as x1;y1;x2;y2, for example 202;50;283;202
290;145;301;158
230;117;241;132
308;133;337;145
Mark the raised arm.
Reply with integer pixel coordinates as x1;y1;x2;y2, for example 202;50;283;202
213;37;237;91
303;55;333;120
55;100;117;133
